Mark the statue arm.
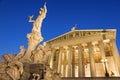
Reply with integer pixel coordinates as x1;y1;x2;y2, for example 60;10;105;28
29;15;35;22
44;2;47;13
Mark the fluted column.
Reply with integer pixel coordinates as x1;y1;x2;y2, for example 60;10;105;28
63;48;67;77
58;47;63;74
67;46;72;77
50;48;56;69
88;42;96;77
77;44;85;77
99;41;106;77
111;39;120;75
99;41;106;58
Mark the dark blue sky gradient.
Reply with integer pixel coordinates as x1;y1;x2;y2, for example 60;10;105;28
0;0;120;58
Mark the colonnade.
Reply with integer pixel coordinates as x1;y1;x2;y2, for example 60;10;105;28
49;39;120;77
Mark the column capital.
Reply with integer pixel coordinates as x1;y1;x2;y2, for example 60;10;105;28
77;44;82;47
110;39;116;42
51;47;56;51
59;47;64;51
76;44;83;49
68;45;72;48
87;42;92;45
67;46;73;51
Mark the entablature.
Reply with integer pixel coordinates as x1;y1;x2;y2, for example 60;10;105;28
46;29;116;47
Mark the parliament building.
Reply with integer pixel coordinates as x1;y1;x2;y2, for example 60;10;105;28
0;2;120;79
46;28;120;78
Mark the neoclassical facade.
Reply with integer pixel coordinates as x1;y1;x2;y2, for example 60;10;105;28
46;28;120;77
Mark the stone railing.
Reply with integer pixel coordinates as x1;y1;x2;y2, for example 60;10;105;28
61;77;120;80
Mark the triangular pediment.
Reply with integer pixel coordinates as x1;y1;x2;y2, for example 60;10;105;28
47;29;116;44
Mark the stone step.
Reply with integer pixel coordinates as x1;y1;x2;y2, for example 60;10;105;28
61;77;120;80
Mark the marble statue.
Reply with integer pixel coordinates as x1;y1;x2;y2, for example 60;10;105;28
30;42;52;64
13;46;26;61
0;2;56;80
1;54;12;63
6;61;23;80
28;2;47;46
0;51;23;80
23;2;47;60
45;65;61;80
71;24;77;31
31;45;45;63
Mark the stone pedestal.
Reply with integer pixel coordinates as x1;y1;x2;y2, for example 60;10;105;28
20;63;45;80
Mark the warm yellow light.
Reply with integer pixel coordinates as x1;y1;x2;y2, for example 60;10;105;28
84;48;88;52
101;59;107;62
103;39;110;43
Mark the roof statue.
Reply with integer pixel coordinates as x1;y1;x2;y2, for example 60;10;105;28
71;24;77;31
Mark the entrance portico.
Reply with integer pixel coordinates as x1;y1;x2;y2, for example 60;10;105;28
46;29;120;77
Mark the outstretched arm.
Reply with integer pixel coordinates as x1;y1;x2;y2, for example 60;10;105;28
44;2;47;14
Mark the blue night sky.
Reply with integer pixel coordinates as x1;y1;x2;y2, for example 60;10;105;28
0;0;120;58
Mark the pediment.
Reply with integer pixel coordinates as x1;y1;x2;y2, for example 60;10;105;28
47;29;116;44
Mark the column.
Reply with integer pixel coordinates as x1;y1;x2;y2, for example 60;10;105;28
50;48;56;69
77;44;85;77
99;41;106;58
88;42;96;77
58;47;63;74
111;39;120;75
99;41;106;77
63;50;67;77
72;47;75;77
67;46;72;77
55;49;59;72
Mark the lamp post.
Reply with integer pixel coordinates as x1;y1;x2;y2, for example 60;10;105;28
101;30;109;77
101;59;109;77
